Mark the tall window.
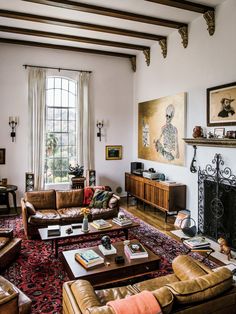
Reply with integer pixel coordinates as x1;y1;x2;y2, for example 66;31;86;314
45;76;77;184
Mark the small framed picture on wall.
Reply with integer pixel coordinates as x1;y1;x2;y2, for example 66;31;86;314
0;148;6;164
106;145;122;160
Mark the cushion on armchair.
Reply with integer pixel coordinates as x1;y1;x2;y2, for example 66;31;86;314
89;190;113;209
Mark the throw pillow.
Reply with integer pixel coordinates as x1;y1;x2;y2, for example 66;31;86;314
89;190;113;209
25;201;36;215
83;187;94;206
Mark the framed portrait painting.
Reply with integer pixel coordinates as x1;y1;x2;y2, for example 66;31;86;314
106;145;122;160
207;82;236;126
138;92;186;166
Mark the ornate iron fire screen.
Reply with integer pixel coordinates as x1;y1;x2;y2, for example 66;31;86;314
198;154;236;251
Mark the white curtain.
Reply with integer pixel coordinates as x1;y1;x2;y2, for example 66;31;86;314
28;68;46;190
77;72;92;170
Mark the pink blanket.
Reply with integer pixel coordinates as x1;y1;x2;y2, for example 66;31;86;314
107;291;162;314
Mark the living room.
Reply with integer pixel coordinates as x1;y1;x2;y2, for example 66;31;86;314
0;0;236;313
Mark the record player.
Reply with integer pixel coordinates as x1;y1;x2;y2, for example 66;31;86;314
142;168;165;180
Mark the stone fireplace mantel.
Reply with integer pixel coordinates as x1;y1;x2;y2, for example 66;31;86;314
183;138;236;148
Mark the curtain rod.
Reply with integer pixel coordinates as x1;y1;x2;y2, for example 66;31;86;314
23;64;92;73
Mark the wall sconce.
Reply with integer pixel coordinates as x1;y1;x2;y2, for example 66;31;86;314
96;120;104;141
9;116;18;142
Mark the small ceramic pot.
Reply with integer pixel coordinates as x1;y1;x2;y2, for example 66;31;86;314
193;126;203;138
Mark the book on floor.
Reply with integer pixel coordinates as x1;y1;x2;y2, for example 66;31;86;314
112;217;133;226
47;225;61;236
183;236;210;249
124;242;148;259
90;219;112;230
75;249;104;268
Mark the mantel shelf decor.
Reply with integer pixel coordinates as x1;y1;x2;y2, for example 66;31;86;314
183;138;236;148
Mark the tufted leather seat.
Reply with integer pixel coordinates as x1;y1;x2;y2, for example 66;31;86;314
0;229;21;270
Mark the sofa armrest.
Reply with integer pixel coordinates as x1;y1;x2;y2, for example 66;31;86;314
108;194;120;209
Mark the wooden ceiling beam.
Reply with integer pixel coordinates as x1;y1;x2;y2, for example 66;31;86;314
145;0;215;35
23;0;187;29
0;25;151;65
0;10;165;42
145;0;214;14
0;37;137;72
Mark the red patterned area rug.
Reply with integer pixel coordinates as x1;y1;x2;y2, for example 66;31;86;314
0;210;219;314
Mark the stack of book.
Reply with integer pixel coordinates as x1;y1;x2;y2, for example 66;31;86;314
183;236;211;250
124;242;148;259
112;217;132;226
75;249;104;268
47;225;61;236
90;219;112;230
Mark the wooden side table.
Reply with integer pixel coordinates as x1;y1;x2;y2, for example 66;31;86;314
71;177;86;189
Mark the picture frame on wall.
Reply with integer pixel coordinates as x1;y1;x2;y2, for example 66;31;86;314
0;148;6;164
207;82;236;126
106;145;122;160
214;127;225;139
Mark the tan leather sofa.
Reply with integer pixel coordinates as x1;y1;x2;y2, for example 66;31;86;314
21;188;120;239
62;255;236;314
0;276;32;314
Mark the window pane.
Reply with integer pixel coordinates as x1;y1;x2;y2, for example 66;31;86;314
61;109;67;120
54;121;61;132
46;90;54;106
55;89;61;107
55;78;61;88
47;77;54;89
62;133;68;145
47;108;53;120
69;109;75;120
69;81;76;94
69;121;75;132
62;79;68;90
69;93;75;107
54;109;61;121
47;120;53;132
62;90;68;107
62;121;68;132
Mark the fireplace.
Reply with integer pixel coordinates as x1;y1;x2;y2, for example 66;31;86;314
198;154;236;251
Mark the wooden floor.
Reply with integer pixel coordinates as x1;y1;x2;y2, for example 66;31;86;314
120;197;176;237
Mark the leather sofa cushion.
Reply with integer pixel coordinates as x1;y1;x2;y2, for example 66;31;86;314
134;274;179;292
152;287;174;314
172;255;212;281
0;237;10;250
25;190;56;210
57;208;84;223
56;190;84;209
28;210;61;225
0;276;19;306
95;285;138;305
166;267;233;304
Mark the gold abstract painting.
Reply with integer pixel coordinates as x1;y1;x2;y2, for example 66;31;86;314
138;92;186;166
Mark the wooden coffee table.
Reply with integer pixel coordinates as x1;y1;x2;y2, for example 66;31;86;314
38;220;139;257
61;239;160;287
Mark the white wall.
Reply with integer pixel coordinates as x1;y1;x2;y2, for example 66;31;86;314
0;45;134;205
134;0;236;223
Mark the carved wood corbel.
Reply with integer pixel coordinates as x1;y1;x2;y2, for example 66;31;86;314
143;48;150;66
178;26;188;48
130;56;136;72
159;38;167;58
203;10;215;36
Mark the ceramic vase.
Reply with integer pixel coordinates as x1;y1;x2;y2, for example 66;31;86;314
82;215;89;233
192;126;203;138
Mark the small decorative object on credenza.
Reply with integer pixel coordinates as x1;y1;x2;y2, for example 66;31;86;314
218;237;232;261
192;126;203;138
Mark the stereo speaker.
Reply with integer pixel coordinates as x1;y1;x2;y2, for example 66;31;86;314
25;172;34;192
131;162;144;173
86;169;96;186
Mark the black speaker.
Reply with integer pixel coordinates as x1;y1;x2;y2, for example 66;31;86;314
25;172;34;192
131;162;144;174
86;169;96;186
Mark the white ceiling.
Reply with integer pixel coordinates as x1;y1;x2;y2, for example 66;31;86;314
0;0;227;58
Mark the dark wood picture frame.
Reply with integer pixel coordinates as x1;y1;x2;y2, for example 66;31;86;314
106;145;122;160
0;148;6;164
207;82;236;126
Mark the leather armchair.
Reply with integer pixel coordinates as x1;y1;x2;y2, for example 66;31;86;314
0;276;32;314
62;255;236;314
